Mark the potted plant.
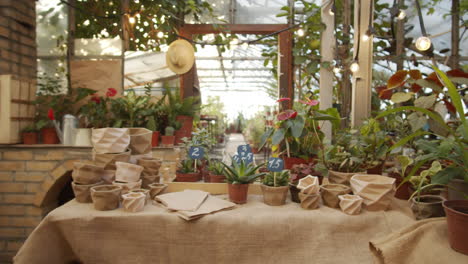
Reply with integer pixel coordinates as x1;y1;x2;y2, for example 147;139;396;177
176;159;201;182
21;122;42;144
147;116;160;147
288;162;321;203
222;159;266;204
161;126;175;146
208;160;226;183
261;170;290;206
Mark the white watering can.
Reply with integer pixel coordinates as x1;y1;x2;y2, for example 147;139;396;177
62;115;92;146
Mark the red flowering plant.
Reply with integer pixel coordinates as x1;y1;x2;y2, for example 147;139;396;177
78;88;118;128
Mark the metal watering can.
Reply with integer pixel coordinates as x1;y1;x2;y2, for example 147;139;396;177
62;115;92;146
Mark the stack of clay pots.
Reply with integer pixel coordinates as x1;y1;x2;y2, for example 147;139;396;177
297;176;321;210
113;161;144;194
137;157;163;188
71;162;104;203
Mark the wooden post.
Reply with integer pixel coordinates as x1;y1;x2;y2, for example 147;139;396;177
351;0;373;127
340;0;352;128
450;0;460;69
67;0;76;92
320;0;335;138
121;0;129;90
395;0;405;71
278;30;293;110
179;28;195;99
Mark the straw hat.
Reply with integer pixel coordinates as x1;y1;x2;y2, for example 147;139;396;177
166;39;195;74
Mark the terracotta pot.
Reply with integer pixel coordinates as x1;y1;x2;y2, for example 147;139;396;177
22;132;38;144
115;162;144;182
141;175;160;188
151;131;160;147
320;184;352;208
443;200;468;255
129;188;150;204
174;129;191;145
160;135;175;146
176;171;200;182
350;174;396;211
148;183;168;199
388;172;412;200
122;192;146;213
210;174;226;183
91;128;130;154
72;162;104;185
410;195;446;220
72;181;103;203
41;127;59;144
176;115;193;132
228;183;249;204
329;170;365;186
289;184;301;203
338;194;363;215
366;163;384;175
128;128;153;154
261;185;289;206
283;157;308;170
112;180;142;194
447;179;468;200
298;192;320;210
90;185;122;211
92;149;131;170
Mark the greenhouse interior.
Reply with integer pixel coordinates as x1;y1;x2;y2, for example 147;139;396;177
0;0;467;263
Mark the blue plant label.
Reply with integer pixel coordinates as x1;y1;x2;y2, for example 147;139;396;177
232;154;241;164
237;144;252;156
267;158;284;172
240;152;254;164
189;146;204;159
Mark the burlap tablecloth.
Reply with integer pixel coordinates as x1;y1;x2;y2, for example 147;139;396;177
15;196;416;264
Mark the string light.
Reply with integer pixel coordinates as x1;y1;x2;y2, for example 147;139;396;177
333;67;341;74
297;28;305;37
229;38;239;46
241;42;249;50
128;16;136;24
415;36;431;51
350;61;360;73
397;10;406;20
157;31;164;38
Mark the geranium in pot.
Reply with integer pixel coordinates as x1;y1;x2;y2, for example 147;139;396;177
261;170;290;206
176;158;201;182
222;159;266;204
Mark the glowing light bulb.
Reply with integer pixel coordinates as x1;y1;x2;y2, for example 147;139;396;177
329;6;335;16
333;67;341;74
362;34;370;42
397;10;406;20
297;28;305;37
230;38;239;46
157;31;164;38
350;61;360;73
241;42;249;50
128;16;136;24
415;36;431;51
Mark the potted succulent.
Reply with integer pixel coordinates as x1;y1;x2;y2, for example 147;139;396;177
208;160;226;183
222;159;266;204
161;126;175;146
176;159;201;182
261;170;290;206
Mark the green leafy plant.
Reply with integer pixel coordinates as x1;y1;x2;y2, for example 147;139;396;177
165;126;175;136
262;170;290;187
111;89;152;128
208;160;225;175
178;159;200;174
221;159;266;184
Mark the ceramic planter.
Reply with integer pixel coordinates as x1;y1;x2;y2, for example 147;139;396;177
151;131;160;147
160;135;175;146
176;171;200;182
101;170;116;184
338;194;363;215
91;128;130;154
350;174;396;211
122;192;146;212
320;184;352;208
128;128;153;154
115;162;144;183
41;127;59;144
148;183;168;199
92;149;131;170
141;175;160;188
443;200;468;255
129;188;150;204
228;183;249;204
410;195;446;220
72;181;103;203
447;179;468;200
72;162;104;185
112;180;142;194
261;185;289;206
137;157;162;176
90;185;122;211
298;192;320;210
209;174;226;183
22;132;38;144
297;175;320;195
329;170;365;186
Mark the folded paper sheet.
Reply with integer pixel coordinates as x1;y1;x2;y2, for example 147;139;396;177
156;190;209;211
176;195;236;220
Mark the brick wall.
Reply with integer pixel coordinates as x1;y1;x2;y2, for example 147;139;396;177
0;146;182;263
0;0;36;79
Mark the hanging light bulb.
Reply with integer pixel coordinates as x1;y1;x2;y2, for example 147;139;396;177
230;38;239;46
397;10;406;20
333;67;341;74
362;32;370;42
329;4;335;16
415;36;431;51
350;61;360;73
297;28;305;37
241;42;249;50
157;31;164;38
128;16;136;24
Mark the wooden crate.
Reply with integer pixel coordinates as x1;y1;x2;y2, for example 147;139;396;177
0;75;36;144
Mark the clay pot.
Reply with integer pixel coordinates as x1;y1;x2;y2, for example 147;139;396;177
101;170;116;184
209;174;226;183
151;131;160;147
160;136;175;146
443;200;468;255
320;184;352;208
90;185;122;211
176;115;193;131
129;188;150;204
447;179;468;200
176;172;200;182
148;183;168;199
298;192;320;210
22;132;38;144
112;180;142;194
175;129;191;145
91;128;130;154
350;174;396;211
115;162;144;182
128;128;153;154
329;170;365;186
388;172;412;200
283;156;308;170
228;183;249;204
261;185;289;206
72;181;103;203
72;162;104;185
338;194;363;215
289;184;301;203
41;127;59;144
366;163;384;175
141;175;160;189
122;192;146;213
92;149;131;170
410;195;446;220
